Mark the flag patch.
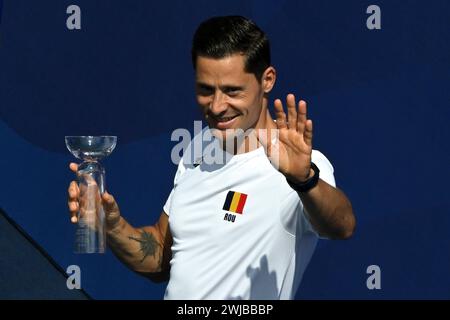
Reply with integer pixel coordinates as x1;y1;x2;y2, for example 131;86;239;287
222;191;248;214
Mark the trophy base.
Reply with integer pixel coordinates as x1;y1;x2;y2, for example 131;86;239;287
74;220;106;254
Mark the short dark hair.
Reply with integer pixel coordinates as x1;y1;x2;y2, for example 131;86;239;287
191;16;271;81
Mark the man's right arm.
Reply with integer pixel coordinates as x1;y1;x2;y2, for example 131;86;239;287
106;211;172;282
67;163;172;282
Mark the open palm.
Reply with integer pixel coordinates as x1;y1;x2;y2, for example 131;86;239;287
263;94;313;183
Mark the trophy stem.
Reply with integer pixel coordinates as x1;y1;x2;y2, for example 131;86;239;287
75;160;106;254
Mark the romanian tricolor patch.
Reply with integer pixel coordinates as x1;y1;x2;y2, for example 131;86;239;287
222;191;248;214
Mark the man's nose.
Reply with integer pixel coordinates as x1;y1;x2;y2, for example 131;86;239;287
209;92;227;114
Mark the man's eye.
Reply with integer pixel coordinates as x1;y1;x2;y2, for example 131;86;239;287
197;87;213;96
226;89;241;96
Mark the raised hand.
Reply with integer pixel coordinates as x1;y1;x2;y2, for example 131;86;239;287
261;94;314;183
67;163;121;230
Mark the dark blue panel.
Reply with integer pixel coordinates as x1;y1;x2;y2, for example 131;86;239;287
0;209;89;299
0;0;3;24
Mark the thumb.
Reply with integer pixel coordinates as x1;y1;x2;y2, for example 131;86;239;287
69;162;79;173
102;191;121;218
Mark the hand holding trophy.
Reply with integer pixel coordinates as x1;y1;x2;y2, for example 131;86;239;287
65;136;117;253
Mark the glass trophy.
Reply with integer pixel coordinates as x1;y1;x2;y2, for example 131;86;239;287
65;136;117;253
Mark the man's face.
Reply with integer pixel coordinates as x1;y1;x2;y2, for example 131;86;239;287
195;54;266;139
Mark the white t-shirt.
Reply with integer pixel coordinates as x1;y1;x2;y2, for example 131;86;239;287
163;129;336;300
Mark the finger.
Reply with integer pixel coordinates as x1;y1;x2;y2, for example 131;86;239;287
68;200;78;212
67;201;80;215
297;100;307;134
67;181;80;223
304;119;313;147
69;163;78;173
68;201;79;223
68;181;79;200
102;191;120;217
68;200;79;223
286;94;297;130
273;99;287;129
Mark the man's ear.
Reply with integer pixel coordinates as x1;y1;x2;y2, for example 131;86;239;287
262;67;276;93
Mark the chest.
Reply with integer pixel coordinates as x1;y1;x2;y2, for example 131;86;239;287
168;161;286;243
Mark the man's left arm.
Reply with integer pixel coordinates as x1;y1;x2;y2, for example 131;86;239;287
298;177;355;239
262;94;355;239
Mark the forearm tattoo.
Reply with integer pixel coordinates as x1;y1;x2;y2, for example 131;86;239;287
129;230;160;263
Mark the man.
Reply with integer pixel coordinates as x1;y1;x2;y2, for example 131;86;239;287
67;16;355;299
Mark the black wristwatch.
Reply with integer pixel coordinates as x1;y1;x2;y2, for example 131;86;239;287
286;162;320;193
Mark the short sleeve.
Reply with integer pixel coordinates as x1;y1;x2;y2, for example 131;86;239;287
163;126;210;215
163;189;175;216
311;150;336;188
163;158;186;216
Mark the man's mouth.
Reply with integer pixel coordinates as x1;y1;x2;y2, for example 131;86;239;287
215;115;239;122
210;114;240;129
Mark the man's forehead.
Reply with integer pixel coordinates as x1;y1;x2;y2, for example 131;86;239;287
195;54;252;82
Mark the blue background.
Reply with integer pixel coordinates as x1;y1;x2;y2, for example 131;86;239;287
0;0;449;299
